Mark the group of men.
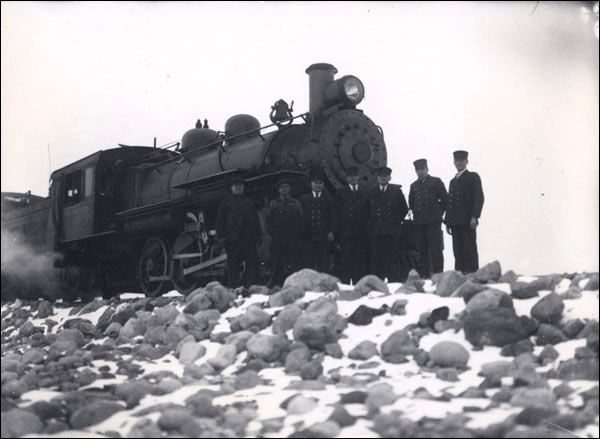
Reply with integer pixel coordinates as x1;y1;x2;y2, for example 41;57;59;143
216;150;484;288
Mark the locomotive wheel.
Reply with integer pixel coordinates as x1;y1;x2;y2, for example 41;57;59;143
172;232;203;295
138;237;171;297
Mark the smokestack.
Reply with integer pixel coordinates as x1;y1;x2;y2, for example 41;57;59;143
306;63;337;117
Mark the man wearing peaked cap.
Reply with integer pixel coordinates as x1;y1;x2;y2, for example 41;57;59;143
409;158;448;278
334;166;368;283
445;150;484;274
363;165;409;282
300;173;335;273
216;176;260;288
266;178;304;286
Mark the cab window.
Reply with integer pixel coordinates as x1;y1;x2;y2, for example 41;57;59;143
64;170;82;204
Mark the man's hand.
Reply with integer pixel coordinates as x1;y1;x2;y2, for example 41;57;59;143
446;225;452;235
327;232;335;242
469;217;478;230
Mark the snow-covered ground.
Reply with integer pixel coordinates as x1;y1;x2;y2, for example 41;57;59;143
1;265;598;438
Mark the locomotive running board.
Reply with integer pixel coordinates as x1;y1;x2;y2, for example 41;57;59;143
183;253;228;276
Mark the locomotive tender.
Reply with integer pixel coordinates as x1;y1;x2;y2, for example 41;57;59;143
1;63;387;297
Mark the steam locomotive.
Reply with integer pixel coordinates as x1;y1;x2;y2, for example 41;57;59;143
1;63;387;298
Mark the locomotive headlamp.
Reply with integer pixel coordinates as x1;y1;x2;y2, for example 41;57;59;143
342;76;364;104
324;75;365;108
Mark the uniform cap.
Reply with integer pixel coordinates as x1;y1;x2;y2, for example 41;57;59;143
310;174;325;183
453;150;469;160
276;179;291;189
230;177;244;186
376;166;392;176
413;159;427;169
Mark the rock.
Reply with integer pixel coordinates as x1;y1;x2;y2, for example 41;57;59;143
516;406;558;426
56;328;85;347
248;285;270;295
550;358;599;381
272;305;303;335
578;320;599;338
328;405;356;427
21;348;44;365
63;318;96;336
29;400;63;421
269;286;305;307
583;273;599;290
285;348;312;375
154;304;180;325
157;408;195;431
1;409;43;437
511;281;540;299
284;269;340;292
96;307;115;331
234;370;262;390
499;270;519;284
287;395;318;414
205;283;237;312
340;390;368;404
531;293;564;324
400;269;425;292
390;299;408;316
18;320;35;337
536;324;566;345
429;341;470;368
561;319;584;338
466;289;514;314
366;383;397;411
353;274;389;296
104;321;122;338
372;413;418;437
178;342;207;365
225;330;254;353
194;309;221;327
348;305;388;325
473;261;502;283
452;280;487;302
510;388;557;410
157;377;182;394
381;330;417;361
348;341;379;360
308;420;341;438
325;343;344;359
129;418;163;438
208;344;238;370
115;381;155;407
293;299;345;350
37;300;54;318
246;334;284;362
240;306;271;331
512;363;542;386
538;345;559;364
300;359;324;380
2;380;27;399
463;308;528;347
436;368;459;381
427;306;450;327
144;325;169;346
70;401;124;429
111;305;137;325
587;332;599;354
561;285;582;299
413;349;430;367
435;270;467;297
500;339;534;357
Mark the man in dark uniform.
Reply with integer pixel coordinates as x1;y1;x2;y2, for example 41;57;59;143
265;179;304;286
363;167;409;282
444;150;484;274
216;177;261;288
409;159;448;278
300;174;335;273
334;167;368;284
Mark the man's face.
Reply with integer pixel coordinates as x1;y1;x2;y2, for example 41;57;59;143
347;175;359;186
415;166;428;180
231;183;244;195
278;183;290;196
311;181;324;193
454;158;468;172
377;175;391;185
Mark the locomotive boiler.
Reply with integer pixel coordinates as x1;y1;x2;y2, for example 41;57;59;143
1;63;387;298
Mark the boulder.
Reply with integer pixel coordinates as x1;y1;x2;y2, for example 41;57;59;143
178;342;207;365
435;271;467;297
451;280;487;302
536;324;566;345
246;334;285;362
530;293;564;324
498;270;519;285
473;261;502;283
240;306;271;331
463;308;528;347
70;401;124;429
272;305;303;335
348;341;379;360
465;289;514;314
285;347;312;375
208;344;238;370
429;341;470;368
284;269;340;292
1;409;43;438
380;330;418;361
269;286;305;307
353;274;389;296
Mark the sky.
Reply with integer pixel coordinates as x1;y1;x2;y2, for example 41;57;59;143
1;1;598;276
